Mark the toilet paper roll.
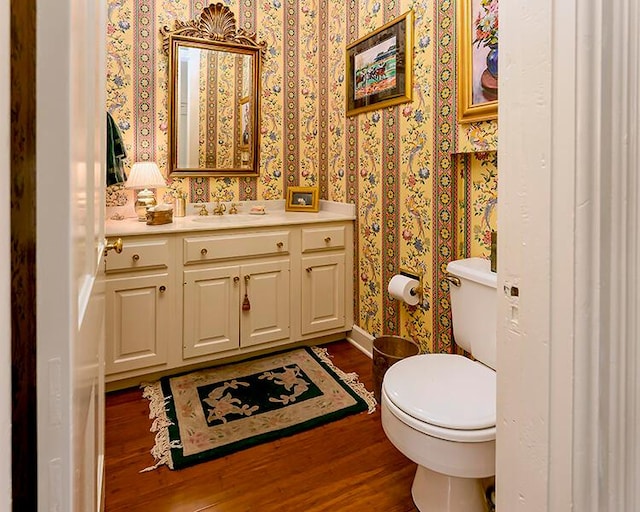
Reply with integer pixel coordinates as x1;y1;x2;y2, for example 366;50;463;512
388;274;420;306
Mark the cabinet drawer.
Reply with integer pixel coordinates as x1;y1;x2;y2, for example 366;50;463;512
105;238;170;273
183;231;290;264
301;226;346;253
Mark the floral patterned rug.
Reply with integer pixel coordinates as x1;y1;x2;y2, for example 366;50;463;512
141;346;376;471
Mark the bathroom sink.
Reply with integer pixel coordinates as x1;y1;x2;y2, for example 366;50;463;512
189;214;266;223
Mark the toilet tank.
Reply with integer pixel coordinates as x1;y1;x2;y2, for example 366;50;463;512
446;258;497;370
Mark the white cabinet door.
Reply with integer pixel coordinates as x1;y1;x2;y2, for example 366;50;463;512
183;265;240;358
301;253;346;335
240;259;290;347
105;273;171;374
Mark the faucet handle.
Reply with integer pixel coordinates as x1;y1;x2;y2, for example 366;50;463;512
229;202;242;214
197;203;209;216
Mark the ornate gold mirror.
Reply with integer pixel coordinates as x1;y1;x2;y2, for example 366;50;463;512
162;3;266;177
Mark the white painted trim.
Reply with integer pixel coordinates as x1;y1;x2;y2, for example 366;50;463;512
547;1;577;508
346;325;374;358
0;0;11;506
631;2;640;499
500;0;640;510
570;1;640;510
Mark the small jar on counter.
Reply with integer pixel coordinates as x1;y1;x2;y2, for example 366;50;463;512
174;196;186;217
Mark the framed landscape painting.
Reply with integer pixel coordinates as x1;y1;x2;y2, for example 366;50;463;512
457;0;498;123
346;11;414;117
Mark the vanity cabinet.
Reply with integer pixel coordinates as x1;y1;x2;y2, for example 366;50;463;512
104;236;176;378
182;259;290;358
104;215;353;385
181;230;291;359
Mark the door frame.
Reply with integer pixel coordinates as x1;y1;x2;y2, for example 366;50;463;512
498;0;640;510
9;0;38;509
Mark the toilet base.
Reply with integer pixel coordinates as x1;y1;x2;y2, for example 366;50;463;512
411;466;487;512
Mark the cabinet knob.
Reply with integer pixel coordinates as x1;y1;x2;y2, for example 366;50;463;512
233;276;240;283
132;254;140;262
277;241;284;248
244;275;251;282
105;238;123;254
306;267;313;273
324;237;331;243
201;248;208;256
159;285;166;293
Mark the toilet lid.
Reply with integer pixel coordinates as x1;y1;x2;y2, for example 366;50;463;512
383;353;496;430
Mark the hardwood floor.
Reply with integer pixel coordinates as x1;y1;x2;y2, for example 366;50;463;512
104;340;418;512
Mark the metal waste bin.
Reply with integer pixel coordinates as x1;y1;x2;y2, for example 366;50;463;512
372;336;420;403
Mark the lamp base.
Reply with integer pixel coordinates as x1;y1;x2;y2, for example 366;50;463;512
134;188;157;221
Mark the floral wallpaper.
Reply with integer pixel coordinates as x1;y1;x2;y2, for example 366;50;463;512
458;120;498;153
212;53;229;167
455;151;498;259
105;0;498;355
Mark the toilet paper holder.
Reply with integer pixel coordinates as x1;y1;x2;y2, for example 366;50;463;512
398;267;423;301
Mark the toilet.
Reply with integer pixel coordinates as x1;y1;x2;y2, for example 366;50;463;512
381;257;497;512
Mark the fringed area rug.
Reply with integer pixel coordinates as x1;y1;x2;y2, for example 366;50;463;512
141;346;376;471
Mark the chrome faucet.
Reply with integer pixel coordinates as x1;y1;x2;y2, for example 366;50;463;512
211;194;226;215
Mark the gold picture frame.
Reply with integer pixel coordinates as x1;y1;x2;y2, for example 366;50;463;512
457;0;498;123
345;10;414;117
285;187;319;212
162;3;266;177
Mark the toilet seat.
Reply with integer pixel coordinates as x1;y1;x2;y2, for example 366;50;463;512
383;353;496;442
383;387;496;442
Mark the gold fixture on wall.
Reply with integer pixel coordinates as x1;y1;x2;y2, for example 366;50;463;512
398;267;425;302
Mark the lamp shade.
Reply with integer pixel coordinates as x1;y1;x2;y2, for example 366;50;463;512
125;162;166;189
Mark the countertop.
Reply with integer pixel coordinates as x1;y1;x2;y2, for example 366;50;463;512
105;200;355;237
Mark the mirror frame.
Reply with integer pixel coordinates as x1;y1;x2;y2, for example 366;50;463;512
161;3;266;177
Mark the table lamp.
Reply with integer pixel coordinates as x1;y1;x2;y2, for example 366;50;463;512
125;162;166;221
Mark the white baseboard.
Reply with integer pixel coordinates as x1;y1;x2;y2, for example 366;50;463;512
346;325;374;358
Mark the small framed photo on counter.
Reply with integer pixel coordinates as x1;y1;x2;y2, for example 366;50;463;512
285;186;319;212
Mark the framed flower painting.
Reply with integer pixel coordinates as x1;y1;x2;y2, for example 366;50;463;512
457;0;498;123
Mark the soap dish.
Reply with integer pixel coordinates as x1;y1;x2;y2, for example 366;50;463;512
249;206;266;215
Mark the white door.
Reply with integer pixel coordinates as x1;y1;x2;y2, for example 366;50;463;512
36;0;107;510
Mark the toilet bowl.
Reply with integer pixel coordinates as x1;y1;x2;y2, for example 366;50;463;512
381;258;497;512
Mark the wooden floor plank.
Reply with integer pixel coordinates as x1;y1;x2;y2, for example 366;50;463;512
104;340;418;511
